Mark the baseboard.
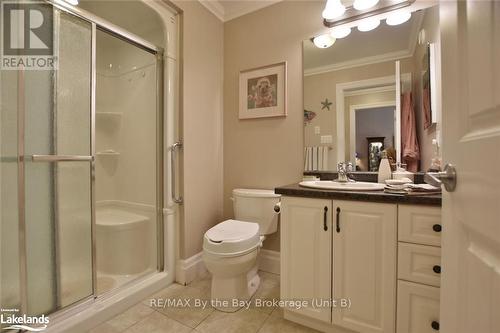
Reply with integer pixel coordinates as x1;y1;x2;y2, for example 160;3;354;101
259;249;280;275
175;252;207;285
176;249;280;285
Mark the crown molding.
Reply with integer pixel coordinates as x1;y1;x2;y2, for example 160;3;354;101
198;0;282;22
198;0;225;22
304;49;413;77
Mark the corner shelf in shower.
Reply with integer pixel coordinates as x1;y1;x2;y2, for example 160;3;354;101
96;150;120;158
96;112;122;117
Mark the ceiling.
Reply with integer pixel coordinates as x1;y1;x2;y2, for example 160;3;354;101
304;10;424;75
198;0;283;22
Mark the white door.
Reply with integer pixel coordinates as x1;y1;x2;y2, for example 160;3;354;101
280;197;332;323
332;200;397;333
439;1;500;332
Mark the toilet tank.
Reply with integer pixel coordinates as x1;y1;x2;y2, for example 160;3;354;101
232;189;281;235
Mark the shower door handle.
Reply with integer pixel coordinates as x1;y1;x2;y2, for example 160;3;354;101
170;141;183;204
32;155;94;162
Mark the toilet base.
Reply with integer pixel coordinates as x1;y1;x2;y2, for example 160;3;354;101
211;264;260;313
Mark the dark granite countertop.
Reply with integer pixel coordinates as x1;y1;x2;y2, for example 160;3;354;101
275;183;442;206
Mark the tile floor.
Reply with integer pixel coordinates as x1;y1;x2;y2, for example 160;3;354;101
88;271;320;333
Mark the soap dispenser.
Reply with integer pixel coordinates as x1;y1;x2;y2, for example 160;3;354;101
428;139;442;172
378;150;392;183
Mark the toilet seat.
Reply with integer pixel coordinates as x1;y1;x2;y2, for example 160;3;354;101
203;220;260;257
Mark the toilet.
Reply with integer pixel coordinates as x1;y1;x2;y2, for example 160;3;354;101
202;188;281;312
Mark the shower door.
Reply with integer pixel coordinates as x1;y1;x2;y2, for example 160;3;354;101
25;8;94;314
1;7;94;315
1;1;164;319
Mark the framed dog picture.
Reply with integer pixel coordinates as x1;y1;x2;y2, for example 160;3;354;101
239;62;287;119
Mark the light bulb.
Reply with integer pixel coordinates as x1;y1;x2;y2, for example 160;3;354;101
322;0;346;20
353;0;379;11
331;26;351;39
386;11;412;26
313;34;336;48
358;18;380;32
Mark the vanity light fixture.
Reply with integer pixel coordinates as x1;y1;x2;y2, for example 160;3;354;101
331;26;351;39
353;0;380;11
386;10;412;25
63;0;79;5
323;0;415;28
357;18;380;32
313;34;336;48
322;0;346;20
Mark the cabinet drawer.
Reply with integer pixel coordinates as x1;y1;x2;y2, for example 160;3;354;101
397;281;440;333
398;243;441;287
398;205;441;246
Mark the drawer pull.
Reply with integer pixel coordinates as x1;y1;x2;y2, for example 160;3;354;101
323;206;328;231
336;207;341;233
431;320;440;331
432;224;442;232
433;265;441;274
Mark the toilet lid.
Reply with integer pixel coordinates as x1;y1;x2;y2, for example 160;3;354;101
203;220;260;257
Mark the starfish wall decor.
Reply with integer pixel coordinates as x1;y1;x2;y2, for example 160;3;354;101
321;98;332;110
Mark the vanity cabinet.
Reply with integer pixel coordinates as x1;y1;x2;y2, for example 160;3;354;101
280;197;441;333
332;201;397;333
280;197;332;323
280;197;397;333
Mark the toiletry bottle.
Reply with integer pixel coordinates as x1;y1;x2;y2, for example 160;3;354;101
428;139;442;172
378;150;392;183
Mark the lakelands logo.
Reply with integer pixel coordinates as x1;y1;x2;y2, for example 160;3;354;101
1;309;49;331
1;0;55;70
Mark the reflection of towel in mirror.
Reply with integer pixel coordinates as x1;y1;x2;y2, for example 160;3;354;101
304;146;329;171
401;92;420;172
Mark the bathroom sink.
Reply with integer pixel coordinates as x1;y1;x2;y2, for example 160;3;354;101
299;180;385;191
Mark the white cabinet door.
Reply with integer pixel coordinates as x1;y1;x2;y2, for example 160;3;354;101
280;196;332;323
332;200;397;333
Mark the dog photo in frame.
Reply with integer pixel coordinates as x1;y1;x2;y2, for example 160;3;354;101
239;62;287;119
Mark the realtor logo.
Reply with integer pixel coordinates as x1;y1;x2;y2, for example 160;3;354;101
1;1;55;70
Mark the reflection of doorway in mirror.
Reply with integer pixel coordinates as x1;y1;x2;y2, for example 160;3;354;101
350;103;396;171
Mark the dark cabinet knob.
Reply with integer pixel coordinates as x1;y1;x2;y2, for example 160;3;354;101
431;320;440;330
433;265;441;274
433;224;442;232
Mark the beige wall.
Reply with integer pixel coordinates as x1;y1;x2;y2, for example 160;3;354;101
412;5;440;170
174;0;224;259
223;1;326;251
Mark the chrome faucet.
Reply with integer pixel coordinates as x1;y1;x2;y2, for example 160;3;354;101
336;162;354;183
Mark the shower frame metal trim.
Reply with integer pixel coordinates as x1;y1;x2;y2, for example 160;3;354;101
48;0;163;54
15;0;166;316
90;20;97;300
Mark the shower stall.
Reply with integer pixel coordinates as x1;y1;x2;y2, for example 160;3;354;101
0;0;178;328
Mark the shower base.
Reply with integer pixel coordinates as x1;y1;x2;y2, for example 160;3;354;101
96;269;156;295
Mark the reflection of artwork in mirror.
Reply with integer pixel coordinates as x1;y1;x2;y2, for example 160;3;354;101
239;62;287;119
367;137;385;172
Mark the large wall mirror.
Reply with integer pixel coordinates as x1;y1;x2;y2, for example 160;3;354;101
303;5;440;173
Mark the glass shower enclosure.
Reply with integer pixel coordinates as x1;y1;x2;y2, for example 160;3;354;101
0;1;164;317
